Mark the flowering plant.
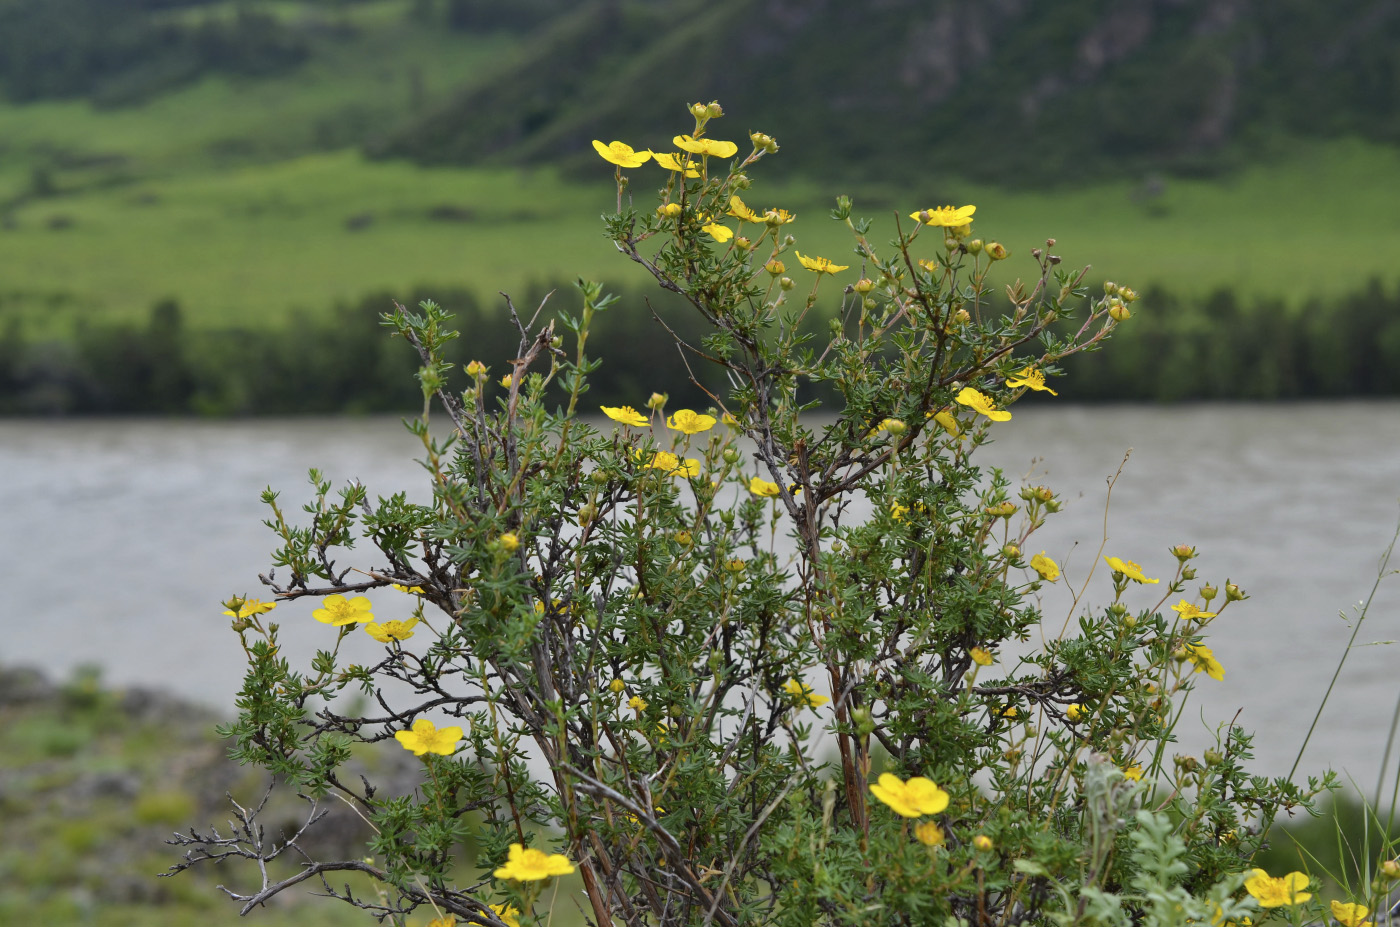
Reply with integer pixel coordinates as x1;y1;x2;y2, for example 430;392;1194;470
169;103;1358;927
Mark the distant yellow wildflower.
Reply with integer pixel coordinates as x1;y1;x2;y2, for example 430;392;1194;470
601;405;649;427
794;251;849;274
592;140;652;168
1245;869;1311;908
869;773;949;818
1105;556;1159;584
909;204;976;228
1006;367;1058;395
955;387;1011;422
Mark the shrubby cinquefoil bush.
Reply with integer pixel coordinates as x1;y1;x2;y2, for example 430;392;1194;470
171;102;1368;927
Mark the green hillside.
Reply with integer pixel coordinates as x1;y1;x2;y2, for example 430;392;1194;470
380;0;1400;185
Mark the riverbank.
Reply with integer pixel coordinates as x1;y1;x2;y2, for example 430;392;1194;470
0;664;414;926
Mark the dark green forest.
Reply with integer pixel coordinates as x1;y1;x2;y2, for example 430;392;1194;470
4;279;1399;415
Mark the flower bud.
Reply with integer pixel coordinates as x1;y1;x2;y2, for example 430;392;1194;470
854;277;874;294
659;202;682;218
1173;754;1198;771
1203;749;1223;767
765;259;785;276
1123;613;1137;628
1108;603;1128;619
953;308;971;326
973;835;993;851
851;707;874;737
884;418;907;436
465;360;488;379
1033;485;1054;503
1182;567;1197;580
1045;498;1063;513
944;237;960;252
1225;582;1245;601
577;503;597;525
1382;859;1400;880
498;532;520;553
1200;584;1218;602
734;236;752;251
1108;299;1131;322
985;242;1008;261
1120;285;1139;303
690;102;708;119
1002;543;1020;559
647;392;668;410
706;101;724;119
1171;544;1197;561
779;276;794;291
985;501;1017;519
723;447;741;464
966;239;983;255
590;469;610;485
725;558;746;573
675;530;693;546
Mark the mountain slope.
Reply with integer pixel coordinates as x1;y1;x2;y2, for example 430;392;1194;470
378;0;1400;183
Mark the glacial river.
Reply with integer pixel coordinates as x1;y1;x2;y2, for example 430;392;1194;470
2;405;1399;787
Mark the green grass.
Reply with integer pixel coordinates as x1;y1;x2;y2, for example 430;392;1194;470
1;0;1398;334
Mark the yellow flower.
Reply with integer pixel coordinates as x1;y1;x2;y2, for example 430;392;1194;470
499;532;520;552
748;476;781;498
1006;367;1058;395
490;903;522;927
915;820;946;847
366;617;419;643
394;718;463;756
1331;901;1370;927
628;695;648;711
465;360;487;379
653;151;699;177
493;843;576;881
725;558;746;573
667;409;717;434
1183;642;1225;680
608;678;626;693
703;223;733;243
1030;552;1060;582
955;387;1011;422
601;405;649;427
427;917;456;927
1066;703;1086;722
972;835;994;851
391;583;424;595
672;134;738;158
933;409;962;438
909;204;976;228
891;502;910;522
1105;556;1159;584
313;594;374;626
782;678;830;709
1001;706;1019;719
762;207;795;226
223;597;277;618
970;647;994;666
1245;869;1311;908
1122;763;1144;781
592;140;652;168
794;251;849;275
499;374;513;388
868;773;950;818
645;452;700;478
1170;599;1218;622
728;195;761;222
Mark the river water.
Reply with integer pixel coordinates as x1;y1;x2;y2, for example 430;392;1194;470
2;405;1399;787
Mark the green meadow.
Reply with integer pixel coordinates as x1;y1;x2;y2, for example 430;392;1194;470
3;8;1399;337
